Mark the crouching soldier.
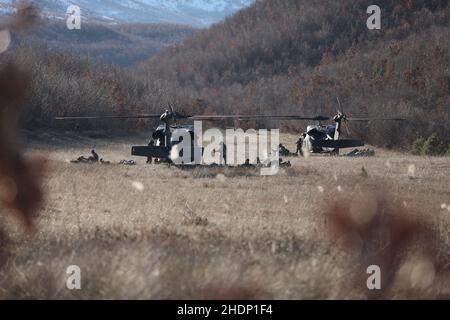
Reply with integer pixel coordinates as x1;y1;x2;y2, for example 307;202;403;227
88;149;99;163
279;158;292;168
279;144;291;157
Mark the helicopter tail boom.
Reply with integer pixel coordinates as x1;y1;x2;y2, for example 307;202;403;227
312;139;364;149
131;146;170;159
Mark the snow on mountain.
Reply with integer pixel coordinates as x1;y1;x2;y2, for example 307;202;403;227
0;0;255;27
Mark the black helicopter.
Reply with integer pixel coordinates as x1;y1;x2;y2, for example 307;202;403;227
297;98;405;155
299;111;405;155
55;103;405;160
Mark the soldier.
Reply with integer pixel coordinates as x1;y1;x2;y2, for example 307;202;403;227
296;133;306;156
240;159;253;168
73;149;98;163
74;155;88;163
100;158;111;165
279;144;289;157
218;142;227;165
88;149;99;163
279;158;292;168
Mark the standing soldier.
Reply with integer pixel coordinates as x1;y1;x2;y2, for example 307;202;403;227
296;133;306;156
218;142;227;165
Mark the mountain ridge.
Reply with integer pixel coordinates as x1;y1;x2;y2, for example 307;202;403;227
1;0;254;27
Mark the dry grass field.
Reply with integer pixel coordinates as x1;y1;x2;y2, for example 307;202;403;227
0;132;449;299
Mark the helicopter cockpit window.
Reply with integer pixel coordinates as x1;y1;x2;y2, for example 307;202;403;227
308;128;327;140
152;129;165;145
325;126;336;137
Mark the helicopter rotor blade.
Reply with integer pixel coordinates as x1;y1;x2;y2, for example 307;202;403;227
55;114;162;120
188;115;330;121
346;117;406;122
336;96;343;114
344;120;351;136
173;113;191;120
54;113;331;121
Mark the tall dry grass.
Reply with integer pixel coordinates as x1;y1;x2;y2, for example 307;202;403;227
1;133;448;299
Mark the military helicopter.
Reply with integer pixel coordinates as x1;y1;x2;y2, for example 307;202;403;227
298;111;406;155
297;98;405;155
55;103;405;161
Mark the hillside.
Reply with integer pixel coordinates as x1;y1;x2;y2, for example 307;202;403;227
133;0;450;147
13;20;196;66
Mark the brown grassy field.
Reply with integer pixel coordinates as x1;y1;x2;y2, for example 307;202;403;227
0;132;449;299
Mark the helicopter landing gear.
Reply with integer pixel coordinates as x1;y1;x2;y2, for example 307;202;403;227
146;139;155;164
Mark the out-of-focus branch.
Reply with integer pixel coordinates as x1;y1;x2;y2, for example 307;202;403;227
0;2;44;232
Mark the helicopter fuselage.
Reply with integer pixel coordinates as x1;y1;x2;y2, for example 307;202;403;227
132;124;199;161
303;124;337;153
301;123;365;154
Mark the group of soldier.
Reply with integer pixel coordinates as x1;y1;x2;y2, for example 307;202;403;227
71;150;136;165
72;149;100;164
144;137;299;167
71;136;303;168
